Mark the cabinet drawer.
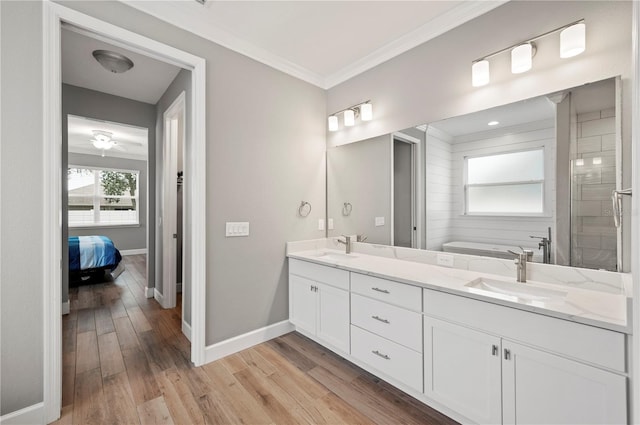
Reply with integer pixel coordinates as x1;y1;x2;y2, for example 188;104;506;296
351;325;422;392
424;289;626;372
351;273;421;311
289;259;349;291
351;294;422;352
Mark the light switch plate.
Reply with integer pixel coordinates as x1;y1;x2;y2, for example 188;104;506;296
437;253;454;267
318;219;325;231
225;222;249;237
328;218;334;230
375;216;385;227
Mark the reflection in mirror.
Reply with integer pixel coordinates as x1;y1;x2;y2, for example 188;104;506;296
327;77;627;271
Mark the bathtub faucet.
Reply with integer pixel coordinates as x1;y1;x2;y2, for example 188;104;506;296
530;226;552;264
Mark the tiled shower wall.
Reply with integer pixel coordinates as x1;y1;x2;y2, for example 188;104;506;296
572;108;617;271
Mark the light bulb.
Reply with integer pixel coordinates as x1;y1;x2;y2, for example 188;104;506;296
511;43;533;74
360;103;373;121
560;23;586;58
472;60;490;87
344;109;355;127
328;115;338;132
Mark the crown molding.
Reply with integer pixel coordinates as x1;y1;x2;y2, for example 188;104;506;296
323;1;509;89
121;0;508;90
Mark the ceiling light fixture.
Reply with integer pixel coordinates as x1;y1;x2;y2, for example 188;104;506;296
471;19;585;87
488;121;499;126
92;49;134;74
90;130;116;150
327;100;373;132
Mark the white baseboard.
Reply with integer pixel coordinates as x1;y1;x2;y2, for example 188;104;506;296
144;287;154;298
61;300;70;315
0;402;44;425
204;320;294;364
154;288;165;306
182;320;192;341
120;248;147;256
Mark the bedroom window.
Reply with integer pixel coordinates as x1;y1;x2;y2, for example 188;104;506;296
464;148;545;215
68;167;140;227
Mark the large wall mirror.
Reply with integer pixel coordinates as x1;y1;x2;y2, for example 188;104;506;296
328;77;631;272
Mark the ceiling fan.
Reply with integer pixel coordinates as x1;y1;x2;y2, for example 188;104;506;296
89;130;141;156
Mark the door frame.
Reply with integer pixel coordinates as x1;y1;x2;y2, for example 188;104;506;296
42;2;207;422
390;132;423;249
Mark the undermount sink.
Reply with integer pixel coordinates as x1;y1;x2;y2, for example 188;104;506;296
314;251;358;261
465;277;567;302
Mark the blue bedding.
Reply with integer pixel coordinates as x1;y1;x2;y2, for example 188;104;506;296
69;236;122;272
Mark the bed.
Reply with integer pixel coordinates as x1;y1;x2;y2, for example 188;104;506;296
69;235;123;281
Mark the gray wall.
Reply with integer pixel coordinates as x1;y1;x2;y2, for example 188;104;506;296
62;83;156;304
327;135;391;244
1;1;45;414
155;69;192;324
68;152;148;251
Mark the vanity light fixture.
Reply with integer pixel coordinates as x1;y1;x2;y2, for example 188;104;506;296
344;109;355;127
471;19;585;87
327;100;373;131
511;43;535;74
487;120;499;126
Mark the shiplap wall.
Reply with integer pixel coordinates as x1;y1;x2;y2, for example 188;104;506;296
426;120;556;251
425;127;453;250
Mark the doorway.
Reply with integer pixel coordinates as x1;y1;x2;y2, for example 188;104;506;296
391;132;422;248
43;3;207;422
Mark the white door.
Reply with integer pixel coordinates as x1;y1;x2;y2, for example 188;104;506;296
289;275;317;334
316;282;350;353
161;92;185;310
502;340;627;425
424;317;502;425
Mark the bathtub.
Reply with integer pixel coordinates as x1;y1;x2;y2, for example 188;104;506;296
442;241;542;262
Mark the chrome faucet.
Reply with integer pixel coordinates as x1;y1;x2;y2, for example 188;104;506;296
337;235;352;254
508;249;533;282
530;226;552;264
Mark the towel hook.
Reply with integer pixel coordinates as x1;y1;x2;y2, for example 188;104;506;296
298;201;311;217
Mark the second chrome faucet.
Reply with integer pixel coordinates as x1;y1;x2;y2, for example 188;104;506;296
337;235;352;254
508;249;533;282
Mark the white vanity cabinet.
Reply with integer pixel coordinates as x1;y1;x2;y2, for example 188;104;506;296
424;290;628;425
289;259;350;354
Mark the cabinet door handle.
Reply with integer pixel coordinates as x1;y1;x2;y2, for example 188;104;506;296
492;344;498;356
372;287;390;294
372;350;391;360
504;348;511;360
372;315;390;324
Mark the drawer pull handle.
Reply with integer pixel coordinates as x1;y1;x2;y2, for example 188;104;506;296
372;350;390;360
504;348;511;360
492;344;498;356
371;315;390;324
371;287;390;294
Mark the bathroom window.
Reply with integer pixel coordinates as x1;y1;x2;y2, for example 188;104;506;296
68;166;139;227
464;148;544;215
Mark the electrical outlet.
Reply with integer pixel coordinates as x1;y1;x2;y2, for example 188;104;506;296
375;216;385;227
318;219;325;231
328;218;334;230
437;253;454;267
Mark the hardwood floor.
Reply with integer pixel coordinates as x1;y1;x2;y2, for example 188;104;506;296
56;254;458;425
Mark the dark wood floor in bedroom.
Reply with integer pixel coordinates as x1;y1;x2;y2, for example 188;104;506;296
55;254;458;425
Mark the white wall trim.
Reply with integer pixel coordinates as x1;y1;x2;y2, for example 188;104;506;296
154;288;165;306
144;287;154;298
0;402;44;425
61;301;70;315
182;320;192;342
120;248;147;256
204;320;294;364
42;3;207;422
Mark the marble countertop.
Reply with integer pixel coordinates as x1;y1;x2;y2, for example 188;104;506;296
288;248;631;334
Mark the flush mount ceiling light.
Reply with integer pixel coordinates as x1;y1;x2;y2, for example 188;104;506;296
327;100;373;132
487;121;500;126
92;49;134;74
471;19;585;87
